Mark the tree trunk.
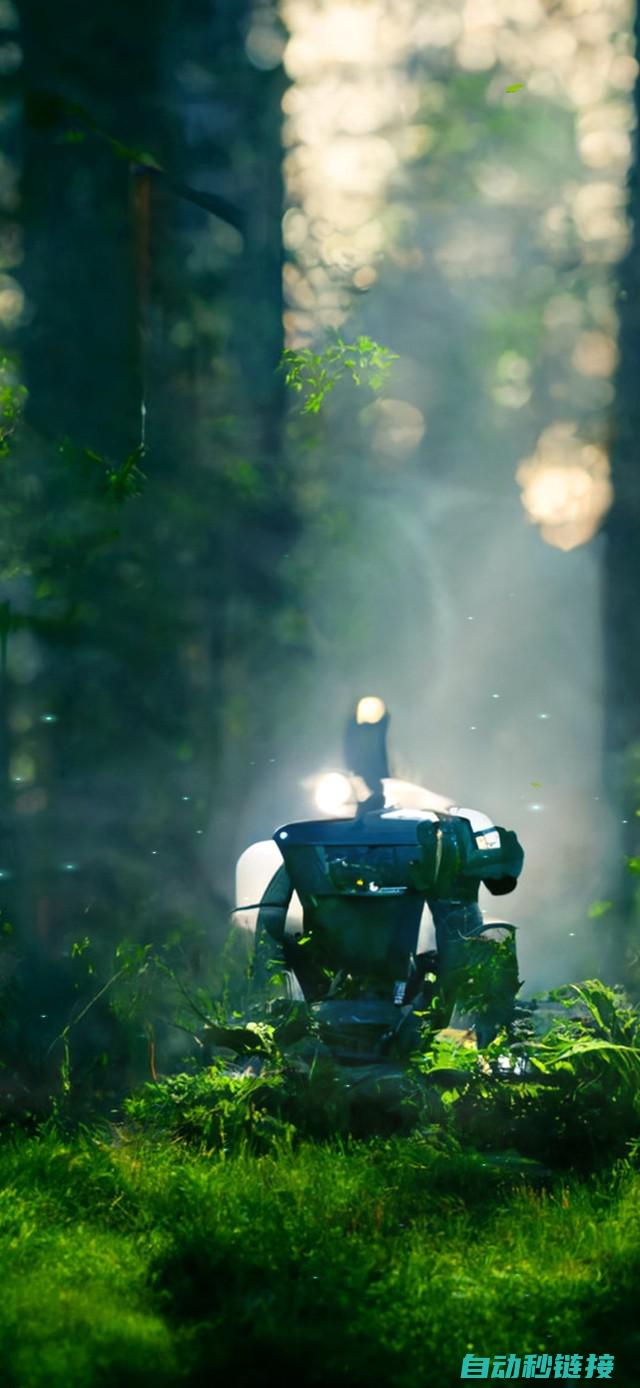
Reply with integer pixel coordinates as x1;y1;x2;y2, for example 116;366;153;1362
603;2;640;981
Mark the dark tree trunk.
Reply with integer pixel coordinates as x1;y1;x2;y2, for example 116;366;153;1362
603;3;640;981
5;0;167;1086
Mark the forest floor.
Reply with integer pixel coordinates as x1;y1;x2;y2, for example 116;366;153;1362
1;1126;638;1388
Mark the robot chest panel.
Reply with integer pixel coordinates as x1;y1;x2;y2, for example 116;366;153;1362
285;842;419;899
302;895;423;976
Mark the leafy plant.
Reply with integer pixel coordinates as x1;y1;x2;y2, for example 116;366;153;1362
0;356;27;457
280;336;398;414
124;1063;294;1152
529;980;640;1094
412;980;640;1167
59;437;148;501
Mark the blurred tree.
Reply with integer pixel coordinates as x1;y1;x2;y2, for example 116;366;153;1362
603;5;640;985
0;0;295;1103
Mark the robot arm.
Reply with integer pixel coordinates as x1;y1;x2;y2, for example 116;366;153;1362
438;808;524;895
252;863;297;997
256;863;293;945
483;872;519;896
460;823;524;893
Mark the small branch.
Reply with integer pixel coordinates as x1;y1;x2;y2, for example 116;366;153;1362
146;1023;158;1082
165;1018;204;1048
154;958;212;1026
47;965;128;1055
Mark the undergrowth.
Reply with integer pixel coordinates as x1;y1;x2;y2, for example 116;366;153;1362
2;980;639;1386
123;979;640;1168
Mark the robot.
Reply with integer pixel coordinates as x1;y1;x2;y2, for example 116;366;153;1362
235;698;524;1059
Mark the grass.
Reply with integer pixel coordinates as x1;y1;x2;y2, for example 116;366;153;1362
0;1127;639;1387
2;979;638;1385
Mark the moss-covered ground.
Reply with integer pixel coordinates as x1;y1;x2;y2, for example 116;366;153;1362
1;1127;638;1388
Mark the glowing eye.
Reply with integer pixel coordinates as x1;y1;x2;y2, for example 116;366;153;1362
356;696;386;725
315;772;354;814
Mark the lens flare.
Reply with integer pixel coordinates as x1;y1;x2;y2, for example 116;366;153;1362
315;772;354;814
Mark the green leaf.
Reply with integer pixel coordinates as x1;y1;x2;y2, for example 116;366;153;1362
280;336;398;415
587;900;613;919
108;137;163;169
505;83;524;93
106;443;147;500
71;936;91;958
204;1021;275;1056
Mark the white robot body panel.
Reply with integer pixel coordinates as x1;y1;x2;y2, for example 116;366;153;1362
382;782;500;849
234;839;303;936
449;805;494;834
416;902;437;954
382;778;454;815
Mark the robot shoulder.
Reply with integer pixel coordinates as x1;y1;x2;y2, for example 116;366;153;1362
235;839;286;913
448;805;495;835
448;808;524;875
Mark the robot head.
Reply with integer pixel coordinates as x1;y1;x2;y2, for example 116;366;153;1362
343;695;390;795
